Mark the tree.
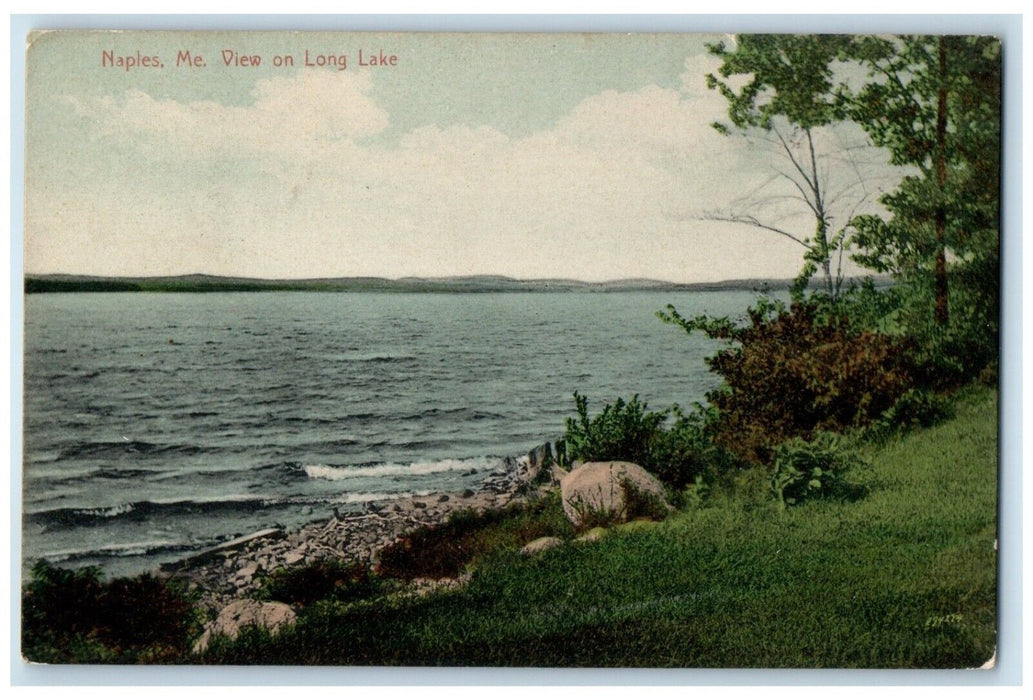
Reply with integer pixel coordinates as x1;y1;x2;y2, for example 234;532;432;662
844;36;1001;329
705;34;883;299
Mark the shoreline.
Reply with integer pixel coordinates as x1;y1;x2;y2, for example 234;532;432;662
157;445;553;612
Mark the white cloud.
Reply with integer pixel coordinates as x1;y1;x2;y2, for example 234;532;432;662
29;60;864;282
62;70;389;162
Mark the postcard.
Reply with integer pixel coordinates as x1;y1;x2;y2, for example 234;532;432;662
20;29;1001;669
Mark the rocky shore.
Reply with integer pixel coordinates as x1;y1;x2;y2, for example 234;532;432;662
158;445;558;613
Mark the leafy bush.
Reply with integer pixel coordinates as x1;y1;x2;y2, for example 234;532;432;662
769;433;868;509
563;394;731;491
564;392;666;468
867;389;955;442
648;405;738;491
258;559;385;609
22;560;199;663
661;298;916;464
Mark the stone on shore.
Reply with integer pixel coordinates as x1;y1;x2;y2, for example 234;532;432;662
193;599;297;653
560;461;670;529
519;536;563;556
574;527;608;544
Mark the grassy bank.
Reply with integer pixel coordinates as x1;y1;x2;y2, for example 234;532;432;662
198;386;997;667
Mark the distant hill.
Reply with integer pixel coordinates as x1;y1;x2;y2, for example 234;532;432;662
24;273;892;294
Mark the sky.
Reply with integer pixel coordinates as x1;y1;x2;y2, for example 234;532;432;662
24;30;902;283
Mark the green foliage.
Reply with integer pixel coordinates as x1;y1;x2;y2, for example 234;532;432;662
258;559;386;609
563;393;733;491
22;561;199;663
648;404;738;491
867;389;955;442
706;34;853;130
705;35;874;300
769;432;869;509
564;392;666;469
618;478;672;522
844;35;1000;343
375;494;574;580
666;298;916;464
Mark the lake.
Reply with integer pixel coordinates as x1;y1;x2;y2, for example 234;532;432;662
22;290;762;577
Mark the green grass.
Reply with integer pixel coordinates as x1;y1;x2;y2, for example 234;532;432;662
199;387;997;667
376;495;575;580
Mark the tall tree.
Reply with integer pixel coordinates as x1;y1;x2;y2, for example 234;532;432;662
705;34;876;299
844;36;1002;328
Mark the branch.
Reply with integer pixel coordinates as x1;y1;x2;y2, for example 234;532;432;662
772;126;819;197
701;213;812;249
771;166;822;218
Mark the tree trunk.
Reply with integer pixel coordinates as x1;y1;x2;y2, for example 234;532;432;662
934;38;950;325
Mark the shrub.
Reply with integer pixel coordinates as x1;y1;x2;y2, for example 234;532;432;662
662;299;916;464
619;477;671;522
22;560;199;663
563;395;730;492
648;404;737;491
564;392;666;468
769;433;869;509
866;389;955;442
258;559;384;609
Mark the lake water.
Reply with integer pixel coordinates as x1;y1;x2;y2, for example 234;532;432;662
22;290;760;577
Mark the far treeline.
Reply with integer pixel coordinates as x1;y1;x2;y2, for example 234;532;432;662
22;274;841;294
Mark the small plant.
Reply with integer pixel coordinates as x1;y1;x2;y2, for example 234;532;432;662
680;474;711;510
769;433;869;509
563;394;726;491
257;559;384;609
564;392;666;468
376;494;573;580
619;477;670;522
867;389;955;441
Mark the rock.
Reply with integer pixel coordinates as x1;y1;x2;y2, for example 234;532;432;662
284;551;304;566
193;599;297;653
438;494;450;503
527;442;554;471
520;536;562;556
559;461;670;529
574;527;608;544
161;527;284;572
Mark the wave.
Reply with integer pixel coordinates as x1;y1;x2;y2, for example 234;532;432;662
34;539;203;564
336;352;417;364
303;456;502;482
26;494;276;529
24;486;441;530
58;440;210;460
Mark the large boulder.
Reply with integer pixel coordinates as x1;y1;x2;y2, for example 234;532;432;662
193;599;296;653
560;461;670;529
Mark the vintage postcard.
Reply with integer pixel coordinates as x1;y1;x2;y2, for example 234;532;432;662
20;29;1001;668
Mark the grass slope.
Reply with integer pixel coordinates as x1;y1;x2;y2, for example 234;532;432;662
199;388;997;667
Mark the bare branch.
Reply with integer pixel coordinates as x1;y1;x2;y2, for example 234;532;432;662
701;213;812;249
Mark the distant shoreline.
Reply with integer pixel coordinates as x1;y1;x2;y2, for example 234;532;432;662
24;273;892;294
